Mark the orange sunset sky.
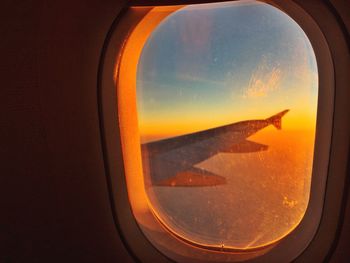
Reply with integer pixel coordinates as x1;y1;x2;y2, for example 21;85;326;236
136;1;318;142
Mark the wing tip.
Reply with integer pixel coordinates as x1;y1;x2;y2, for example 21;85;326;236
267;109;290;130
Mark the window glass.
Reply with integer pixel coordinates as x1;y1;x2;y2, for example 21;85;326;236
136;1;318;250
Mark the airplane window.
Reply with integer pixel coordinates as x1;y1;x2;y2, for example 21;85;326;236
121;0;318;252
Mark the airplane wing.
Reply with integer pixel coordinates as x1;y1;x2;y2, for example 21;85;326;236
221;140;268;153
141;109;289;187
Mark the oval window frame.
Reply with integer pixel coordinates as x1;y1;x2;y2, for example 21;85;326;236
98;0;348;262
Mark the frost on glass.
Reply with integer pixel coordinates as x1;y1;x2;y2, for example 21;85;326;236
136;1;318;250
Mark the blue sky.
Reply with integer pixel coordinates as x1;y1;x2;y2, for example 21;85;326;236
136;1;318;139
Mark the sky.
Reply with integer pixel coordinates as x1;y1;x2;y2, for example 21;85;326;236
136;1;318;141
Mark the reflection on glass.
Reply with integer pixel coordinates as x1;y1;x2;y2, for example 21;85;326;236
136;1;318;250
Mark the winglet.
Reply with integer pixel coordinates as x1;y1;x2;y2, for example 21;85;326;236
266;109;289;130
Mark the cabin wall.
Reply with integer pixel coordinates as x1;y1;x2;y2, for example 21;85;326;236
0;1;133;262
